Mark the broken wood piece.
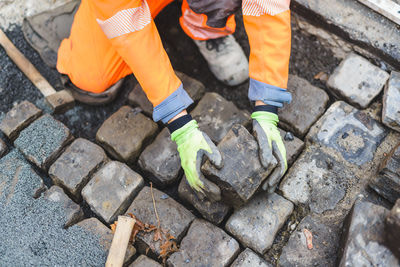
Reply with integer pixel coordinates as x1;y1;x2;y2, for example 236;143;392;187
106;216;136;267
357;0;400;26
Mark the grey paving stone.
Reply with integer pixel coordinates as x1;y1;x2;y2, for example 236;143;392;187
167;219;240;267
279;128;304;166
202;124;275;208
96;106;158;163
128;71;205;117
49;138;108;202
279;215;340;267
231;248;272;267
191;92;251;143
327;53;389;108
292;0;400;69
14;114;73;170
370;143;400;203
280;147;355;214
126;186;195;258
82;161;144;223
43;186;83;228
0;100;42;140
338;200;399;266
386;199;400;259
0;138;7;158
225;193;293;254
130;255;161;267
383;71;400;132
279;75;329;137
178;177;231;225
138;128;181;187
307;101;387;166
76;218;136;264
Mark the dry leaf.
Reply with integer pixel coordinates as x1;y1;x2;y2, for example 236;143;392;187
153;229;162;242
303;228;313;250
314;71;328;82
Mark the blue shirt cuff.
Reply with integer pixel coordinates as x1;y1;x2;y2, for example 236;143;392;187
248;78;292;108
153;84;194;123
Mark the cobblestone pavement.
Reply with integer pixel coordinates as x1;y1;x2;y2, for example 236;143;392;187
1;1;400;266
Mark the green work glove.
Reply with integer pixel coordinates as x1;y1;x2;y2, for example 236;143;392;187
171;120;223;202
252;111;287;193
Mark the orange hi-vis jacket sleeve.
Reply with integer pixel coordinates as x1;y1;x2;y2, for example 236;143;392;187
243;0;292;107
88;0;193;123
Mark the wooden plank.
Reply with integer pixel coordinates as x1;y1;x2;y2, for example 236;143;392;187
105;216;135;267
358;0;400;26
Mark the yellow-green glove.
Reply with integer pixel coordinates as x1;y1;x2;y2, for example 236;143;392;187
252;111;287;193
171;120;223;201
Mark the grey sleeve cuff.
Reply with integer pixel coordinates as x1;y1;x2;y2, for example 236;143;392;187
248;78;292;107
153;84;194;123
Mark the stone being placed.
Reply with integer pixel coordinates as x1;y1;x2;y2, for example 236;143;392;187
96;106;158;163
178;177;231;225
370;143;400;203
76;218;136;264
138;128;181;187
126;186;195;258
386;199;400;259
0;138;7;158
280;147;355;214
278;75;329;137
279;215;340;267
339;200;399;266
231;248;272;267
0;100;42;140
225;193;293;254
202;124;276;208
49;138;108;202
279;128;304;166
43;186;83;228
128;71;205;117
191;92;251;143
82;161;144;223
382;71;400;132
130;255;161;267
14;114;73;170
167;219;240;267
327;53;389;108
307;101;387;166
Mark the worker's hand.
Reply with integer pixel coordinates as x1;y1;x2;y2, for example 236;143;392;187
252;111;287;193
187;0;241;28
171;120;223;202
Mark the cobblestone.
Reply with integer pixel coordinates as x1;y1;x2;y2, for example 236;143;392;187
82;161;144;223
130;255;161;267
76;218;136;264
49;138;108;202
138;128;181;187
327;53;389;108
386;199;400;259
191;92;251;143
278;75;329;137
279;215;340;267
96;106;158;163
202;124;275;208
225;193;293;254
43;186;83;228
167;219;240;267
126;186;195;258
128;71;205;117
178;177;231;225
339;200;398;266
382;71;400;132
0;138;7;158
14;114;73;170
279;128;304;166
0;100;42;140
231;248;271;267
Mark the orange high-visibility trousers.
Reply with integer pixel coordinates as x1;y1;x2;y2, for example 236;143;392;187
57;0;291;122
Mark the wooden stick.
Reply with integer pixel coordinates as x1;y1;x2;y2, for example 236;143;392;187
0;29;56;97
357;0;400;26
106;216;136;267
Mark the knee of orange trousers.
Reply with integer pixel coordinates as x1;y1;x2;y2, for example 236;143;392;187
147;0;175;18
179;0;236;40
